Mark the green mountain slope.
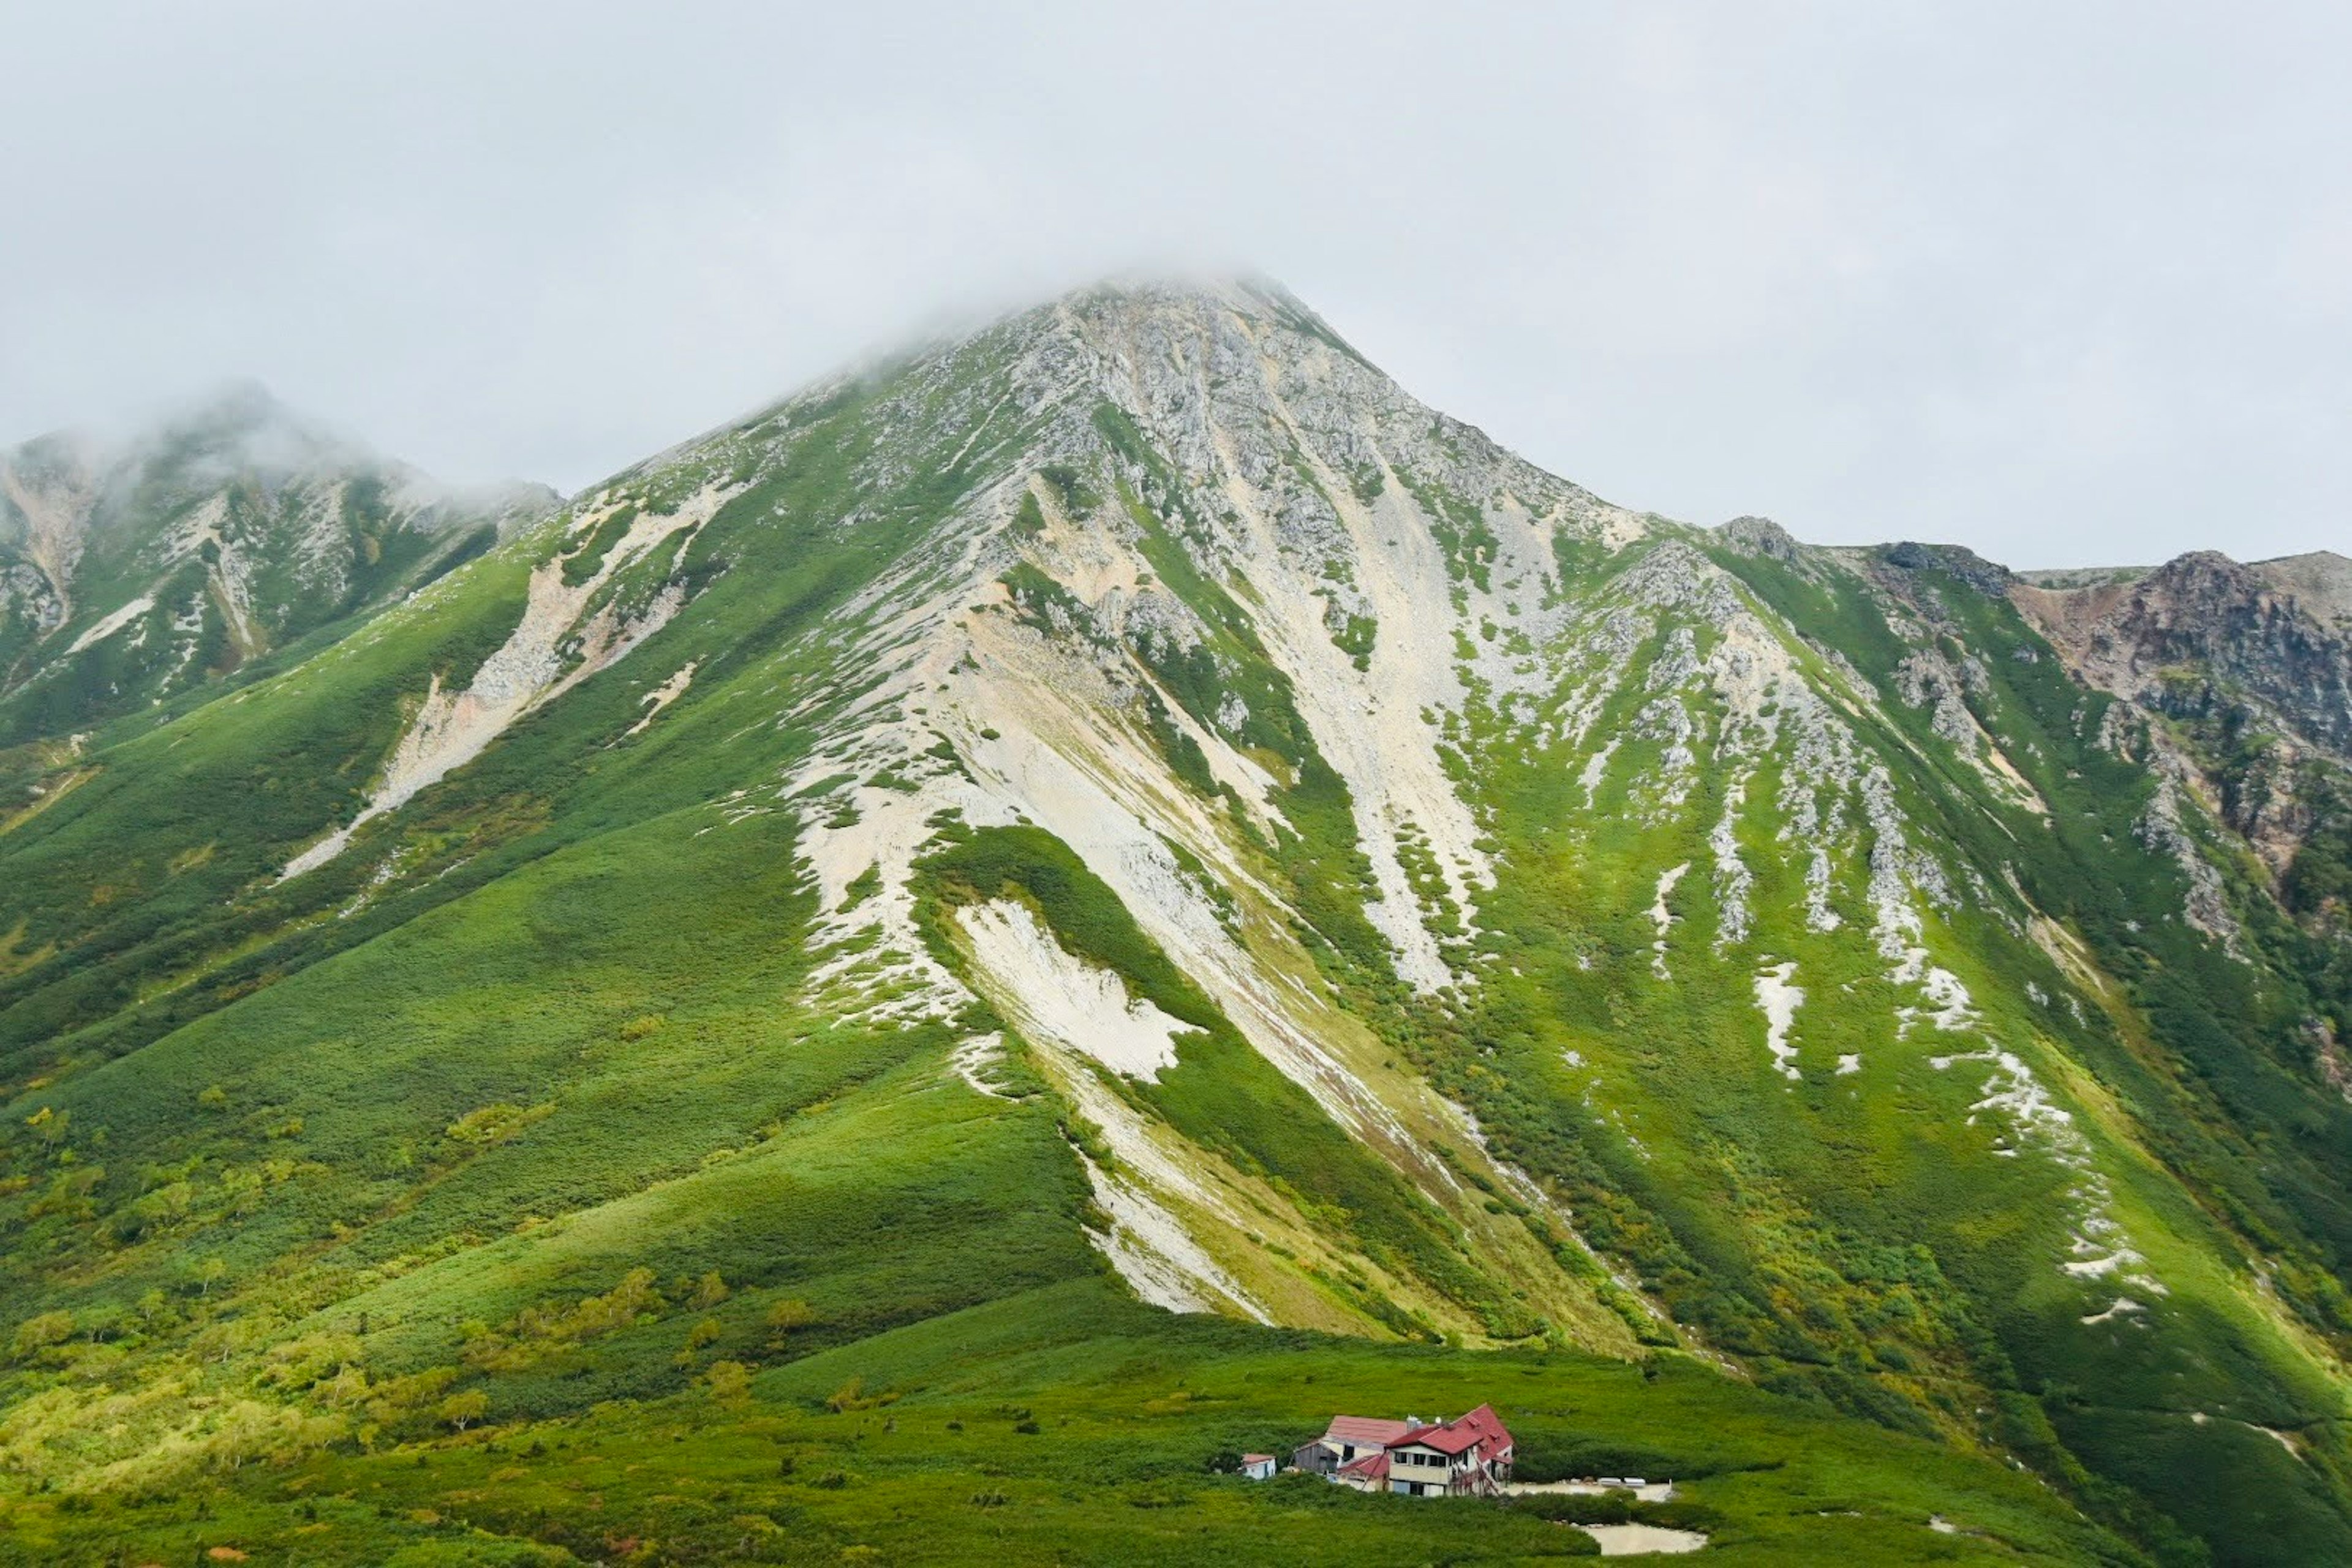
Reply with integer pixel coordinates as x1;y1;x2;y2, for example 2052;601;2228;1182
2;281;2346;1565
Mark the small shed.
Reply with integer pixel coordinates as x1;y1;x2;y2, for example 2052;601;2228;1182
1240;1453;1278;1481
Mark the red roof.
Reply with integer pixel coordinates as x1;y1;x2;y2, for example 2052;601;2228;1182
1242;1453;1275;1464
1387;1404;1512;1459
1460;1403;1511;1443
1336;1449;1390;1483
1324;1415;1414;1447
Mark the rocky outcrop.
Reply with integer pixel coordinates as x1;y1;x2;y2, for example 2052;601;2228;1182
2011;551;2352;886
1882;540;2016;598
1715;514;1801;562
2011;551;2352;763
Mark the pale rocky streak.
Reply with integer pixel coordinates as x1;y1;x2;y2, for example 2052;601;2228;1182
1891;646;2050;813
1708;781;1755;948
1577;734;1621;798
956;899;1265;1321
165;494;261;654
64;594;156;655
1754;962;1805;1081
944;608;1429;1150
948;1033;1009;1099
624;660;698;737
1077;284;1645;989
1929;1042;2160;1295
1191;344;1489;992
281;482;736;878
1082;1159;1271;1321
957;900;1189;1080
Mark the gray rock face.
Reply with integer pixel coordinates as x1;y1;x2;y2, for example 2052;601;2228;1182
1716;515;1800;562
1891;650;1979;747
1881;540;2016;598
2011;548;2352;894
2014;551;2352;763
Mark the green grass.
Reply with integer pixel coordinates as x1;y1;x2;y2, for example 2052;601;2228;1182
1;1283;2138;1566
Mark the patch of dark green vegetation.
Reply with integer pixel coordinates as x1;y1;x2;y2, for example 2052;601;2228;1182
1332;609;1379;670
1001;562;1095;637
1009;489;1048;538
1037;462;1099;516
559;500;640;585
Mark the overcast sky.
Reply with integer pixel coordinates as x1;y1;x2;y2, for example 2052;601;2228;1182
4;3;2346;568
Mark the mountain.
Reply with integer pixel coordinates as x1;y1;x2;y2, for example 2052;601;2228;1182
1;279;2347;1566
0;383;555;747
2013;551;2352;939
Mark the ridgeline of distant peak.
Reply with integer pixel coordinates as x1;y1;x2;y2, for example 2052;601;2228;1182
1;278;2349;1564
0;385;556;745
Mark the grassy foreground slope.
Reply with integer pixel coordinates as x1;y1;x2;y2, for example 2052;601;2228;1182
1;281;2345;1564
5;1283;2133;1566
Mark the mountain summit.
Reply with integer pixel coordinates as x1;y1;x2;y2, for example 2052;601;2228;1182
2;280;2348;1564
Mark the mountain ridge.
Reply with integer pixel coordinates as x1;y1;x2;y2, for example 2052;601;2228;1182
1;383;556;747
